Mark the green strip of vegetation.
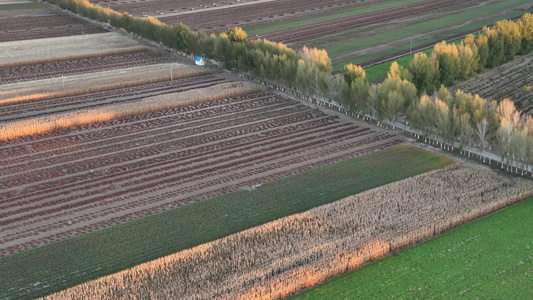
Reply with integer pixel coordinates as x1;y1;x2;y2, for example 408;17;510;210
0;146;453;299
326;0;531;59
0;2;45;10
293;196;533;299
244;0;426;36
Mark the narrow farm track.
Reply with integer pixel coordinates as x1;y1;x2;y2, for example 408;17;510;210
0;50;174;85
0;75;226;122
255;0;469;44
0;92;404;257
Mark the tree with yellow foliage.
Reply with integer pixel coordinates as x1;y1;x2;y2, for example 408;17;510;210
518;13;533;54
432;41;460;86
408;52;437;95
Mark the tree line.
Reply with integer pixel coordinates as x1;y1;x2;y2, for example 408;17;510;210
337;14;533;172
43;0;533;171
44;0;331;91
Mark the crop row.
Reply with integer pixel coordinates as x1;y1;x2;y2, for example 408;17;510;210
257;0;467;44
0;49;173;84
0;92;403;256
158;0;382;32
0;75;226;122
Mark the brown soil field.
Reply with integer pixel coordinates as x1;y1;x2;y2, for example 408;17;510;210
42;163;533;300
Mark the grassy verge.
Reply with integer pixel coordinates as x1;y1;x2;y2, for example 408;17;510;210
244;0;426;36
327;0;531;61
0;146;454;299
293;197;533;299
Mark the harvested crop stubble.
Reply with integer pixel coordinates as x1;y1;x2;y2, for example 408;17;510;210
0;82;262;140
0;63;212;105
43;164;533;300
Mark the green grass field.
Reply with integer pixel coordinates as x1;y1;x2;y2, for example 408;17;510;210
327;0;530;67
0;146;454;299
293;197;533;299
244;0;426;36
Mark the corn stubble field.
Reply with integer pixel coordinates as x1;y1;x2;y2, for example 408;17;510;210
43;164;533;299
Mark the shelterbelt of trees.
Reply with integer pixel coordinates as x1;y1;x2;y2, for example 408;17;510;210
43;0;533;168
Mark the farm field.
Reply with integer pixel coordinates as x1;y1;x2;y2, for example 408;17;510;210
252;0;469;44
0;146;454;299
0;32;144;65
42;163;533;299
0;74;226;122
0;48;177;85
0;0;107;42
126;0;532;70
326;0;531;69
244;0;427;37
132;0;390;32
454;52;533;114
293;196;533;299
2;0;533;299
0;90;404;258
0;63;212;105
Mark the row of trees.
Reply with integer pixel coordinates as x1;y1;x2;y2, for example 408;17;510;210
407;87;533;171
44;0;533;170
44;0;331;93
407;14;533;94
334;14;533;171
